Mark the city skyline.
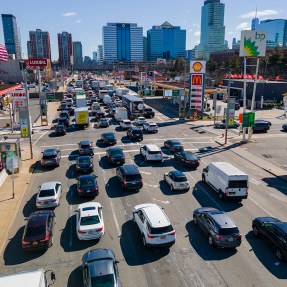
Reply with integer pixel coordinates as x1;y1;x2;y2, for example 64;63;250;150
0;0;286;61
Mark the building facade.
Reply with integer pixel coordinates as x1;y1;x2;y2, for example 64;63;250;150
73;41;83;65
58;31;73;68
28;29;51;60
97;45;104;64
1;14;21;59
147;21;186;61
196;0;228;60
102;23;143;64
252;19;287;48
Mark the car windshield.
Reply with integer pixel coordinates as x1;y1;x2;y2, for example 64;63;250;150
91;274;115;287
184;153;197;160
126;174;142;181
26;225;46;237
80;215;100;226
79;158;90;164
80;178;95;188
81;144;91;149
105;134;114;139
171;141;181;146
228;180;248;188
43;154;56;159
150;225;174;235
173;176;187;182
149;151;161;155
110;150;123;157
39;189;55;197
219;227;239;236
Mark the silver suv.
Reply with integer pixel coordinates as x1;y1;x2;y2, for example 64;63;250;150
193;207;241;248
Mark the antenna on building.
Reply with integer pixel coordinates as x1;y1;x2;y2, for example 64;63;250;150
255;5;258;18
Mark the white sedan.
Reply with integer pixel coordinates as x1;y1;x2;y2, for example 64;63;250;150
76;202;104;240
36;181;62;209
134;117;147;126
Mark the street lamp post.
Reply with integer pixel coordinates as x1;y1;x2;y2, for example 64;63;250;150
265;60;269;77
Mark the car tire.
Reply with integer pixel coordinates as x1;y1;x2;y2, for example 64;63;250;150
49;236;53;247
121;183;125;191
171;184;175;192
193;215;197;225
218;191;224;200
164;174;166;181
142;234;148;248
202;175;206;182
276;249;283;260
208;235;214;246
252;225;259;237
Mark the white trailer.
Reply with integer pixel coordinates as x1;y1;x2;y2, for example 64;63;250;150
0;269;56;287
114;107;128;122
202;162;249;201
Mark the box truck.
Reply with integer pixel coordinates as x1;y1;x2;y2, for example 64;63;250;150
202;162;248;201
103;95;112;105
76;94;87;108
99;90;109;101
0;269;56;287
74;107;89;129
114;107;128;122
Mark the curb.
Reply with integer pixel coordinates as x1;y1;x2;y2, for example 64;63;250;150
0;153;39;257
214;139;287;183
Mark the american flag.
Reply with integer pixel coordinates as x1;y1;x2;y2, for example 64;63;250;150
0;44;8;62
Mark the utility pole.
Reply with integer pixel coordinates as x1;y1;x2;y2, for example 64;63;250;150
242;57;247;142
225;69;231;144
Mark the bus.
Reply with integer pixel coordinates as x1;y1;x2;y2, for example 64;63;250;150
121;94;144;119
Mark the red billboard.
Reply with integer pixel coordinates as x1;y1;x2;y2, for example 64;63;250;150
25;58;48;67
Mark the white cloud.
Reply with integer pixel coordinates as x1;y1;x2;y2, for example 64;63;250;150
236;22;251;30
76;19;82;23
62;12;76;17
194;31;200;37
228;31;235;35
240;9;278;19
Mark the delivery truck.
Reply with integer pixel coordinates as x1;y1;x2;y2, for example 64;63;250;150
76;94;87;108
99;90;109;101
74;107;89;129
114;107;128;122
0;269;56;287
103;95;112;105
202;162;249;201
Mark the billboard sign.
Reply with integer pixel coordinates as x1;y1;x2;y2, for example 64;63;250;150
240;30;267;57
24;58;48;67
190;61;206;74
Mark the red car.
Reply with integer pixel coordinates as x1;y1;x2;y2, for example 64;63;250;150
22;210;55;251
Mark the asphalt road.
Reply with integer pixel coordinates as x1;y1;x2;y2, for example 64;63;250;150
1;105;287;287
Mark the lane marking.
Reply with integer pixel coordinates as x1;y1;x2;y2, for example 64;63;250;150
248;196;274;217
141;171;152;175
155;116;165;122
153;199;169;205
33;131;49;146
144;183;159;188
41;143;78;148
249;178;260;186
98;154;121;236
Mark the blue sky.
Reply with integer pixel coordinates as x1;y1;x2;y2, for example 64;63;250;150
0;0;286;60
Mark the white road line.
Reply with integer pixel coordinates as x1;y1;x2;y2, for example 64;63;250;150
155;116;164;122
33;131;49;146
249;178;260;186
144;183;159;188
140;171;152;175
249;196;274;217
98;154;121;236
40;143;77;148
153;199;169;205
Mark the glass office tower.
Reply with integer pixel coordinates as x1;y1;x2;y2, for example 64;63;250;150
73;41;83;65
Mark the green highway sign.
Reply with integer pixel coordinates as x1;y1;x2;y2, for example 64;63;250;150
46;93;55;101
172;90;179;97
242;112;255;127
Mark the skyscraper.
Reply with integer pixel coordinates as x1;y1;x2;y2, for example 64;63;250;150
147;22;186;61
28;29;51;60
102;23;143;64
58;31;73;68
251;18;259;30
1;14;21;59
93;51;97;61
73;41;83;65
197;0;228;60
97;45;103;64
252;19;287;47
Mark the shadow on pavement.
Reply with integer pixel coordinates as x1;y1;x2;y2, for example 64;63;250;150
120;220;169;266
68;150;79;161
245;231;287;279
22;193;37;217
67;266;83;287
60;215;97;252
4;226;45;265
192;182;243;212
105;176;139;198
66;184;94;206
133;154;173;168
185;221;237;261
32;161;58;174
99;156;116;170
261;177;287;196
66;164;77;179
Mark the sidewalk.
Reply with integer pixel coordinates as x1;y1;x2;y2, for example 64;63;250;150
0;101;60;256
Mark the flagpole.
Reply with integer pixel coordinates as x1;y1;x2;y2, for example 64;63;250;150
242;57;247;143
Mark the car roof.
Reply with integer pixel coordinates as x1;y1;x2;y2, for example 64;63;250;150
40;181;60;190
79;140;91;145
103;132;114;136
121;164;139;174
43;149;57;155
78;202;101;216
131;127;141;130
79;174;94;180
83;248;115;265
170;170;186;178
207;210;236;228
109;147;122;152
145;144;160;150
28;211;53;226
274;222;287;233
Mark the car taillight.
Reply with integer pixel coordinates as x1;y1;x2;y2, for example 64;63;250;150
96;227;103;232
237;234;242;240
170;231;176;235
22;240;29;245
40;235;50;242
215;234;223;240
225;188;228;194
78;189;84;193
147;234;156;239
140;179;143;183
90;164;93;167
95;187;98;191
36;201;42;204
123;180;126;185
76;166;80;169
51;199;57;202
78;230;86;234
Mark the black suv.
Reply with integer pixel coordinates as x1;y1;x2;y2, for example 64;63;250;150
252;120;270;133
252;216;287;260
41;149;61;167
116;164;143;191
127;127;143;141
143;108;155;118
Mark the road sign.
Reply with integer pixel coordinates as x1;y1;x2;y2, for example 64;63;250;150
191;74;203;86
46;93;55;101
6;145;10;150
6;156;19;169
20;118;29;138
228;118;234;125
242;112;255;127
172;90;179;97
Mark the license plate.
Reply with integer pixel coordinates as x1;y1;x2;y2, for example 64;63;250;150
33;241;38;245
116;162;120;164
86;190;91;193
135;134;140;136
229;238;235;242
88;230;95;234
160;236;166;239
229;192;235;195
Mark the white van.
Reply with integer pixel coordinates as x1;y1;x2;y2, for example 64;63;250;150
140;144;163;162
133;203;175;248
202;162;249;201
0;269;56;287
